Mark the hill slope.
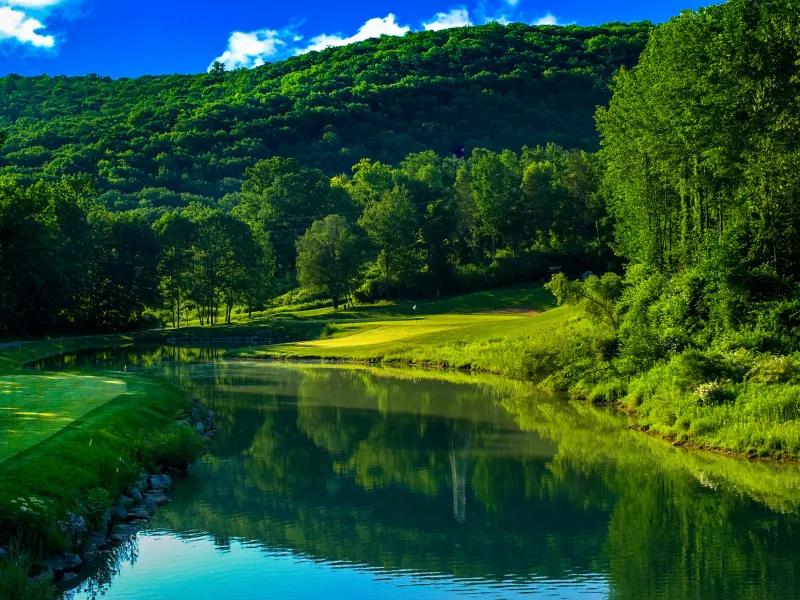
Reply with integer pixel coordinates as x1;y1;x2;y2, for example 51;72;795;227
0;22;649;200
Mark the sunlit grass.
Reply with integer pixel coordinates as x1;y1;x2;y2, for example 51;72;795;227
227;286;571;379
0;374;127;463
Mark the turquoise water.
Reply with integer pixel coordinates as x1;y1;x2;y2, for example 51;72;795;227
36;346;800;599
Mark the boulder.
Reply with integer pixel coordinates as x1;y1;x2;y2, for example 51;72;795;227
109;503;128;522
58;513;88;548
135;474;149;493
129;487;144;504
120;495;134;509
31;568;54;583
195;421;205;435
149;474;172;491
109;523;141;544
85;532;108;550
127;506;152;520
61;572;78;583
143;491;171;508
42;553;82;573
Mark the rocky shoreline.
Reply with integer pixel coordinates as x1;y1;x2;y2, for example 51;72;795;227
14;397;218;591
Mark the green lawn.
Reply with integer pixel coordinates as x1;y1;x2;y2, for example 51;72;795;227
0;374;127;463
227;285;571;378
0;334;190;557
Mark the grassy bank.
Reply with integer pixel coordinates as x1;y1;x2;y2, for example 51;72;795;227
227;286;569;379
0;333;200;595
222;284;800;460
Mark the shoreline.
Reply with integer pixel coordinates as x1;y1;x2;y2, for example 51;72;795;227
228;351;800;464
0;336;214;598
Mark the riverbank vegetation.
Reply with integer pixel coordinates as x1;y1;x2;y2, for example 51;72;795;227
0;337;205;592
232;0;800;459
0;0;798;485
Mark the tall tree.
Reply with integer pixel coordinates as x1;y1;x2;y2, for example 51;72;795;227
358;186;417;298
296;215;361;309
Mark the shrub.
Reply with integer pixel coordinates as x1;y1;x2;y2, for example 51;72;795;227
319;322;339;339
693;381;734;406
83;488;112;532
747;354;800;385
139;424;206;472
0;539;58;600
0;497;64;557
667;350;744;392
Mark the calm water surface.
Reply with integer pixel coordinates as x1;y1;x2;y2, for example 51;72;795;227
34;346;800;599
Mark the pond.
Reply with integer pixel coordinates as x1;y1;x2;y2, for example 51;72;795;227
33;346;800;599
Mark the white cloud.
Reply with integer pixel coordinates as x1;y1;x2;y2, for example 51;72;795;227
533;12;559;25
423;8;472;31
0;0;81;49
0;5;53;47
6;0;63;7
299;14;409;54
211;29;289;70
506;0;520;6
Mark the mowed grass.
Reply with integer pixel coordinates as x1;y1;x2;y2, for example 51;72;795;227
228;285;571;378
0;334;191;556
0;374;127;463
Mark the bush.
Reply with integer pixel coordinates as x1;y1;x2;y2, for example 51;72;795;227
0;540;58;600
747;354;800;385
96;450;141;498
319;322;339;339
83;488;112;532
693;381;735;406
138;424;206;472
667;350;745;392
0;497;64;557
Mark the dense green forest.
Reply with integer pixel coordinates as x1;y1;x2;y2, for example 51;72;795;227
0;21;647;337
2;0;800;456
0;22;648;204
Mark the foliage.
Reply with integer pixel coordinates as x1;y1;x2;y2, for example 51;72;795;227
138;423;206;472
545;271;622;329
0;23;650;199
0;540;58;600
296;215;362;309
83;487;112;532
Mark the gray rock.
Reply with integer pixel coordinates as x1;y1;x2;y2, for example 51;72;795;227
129;487;143;504
85;532;108;550
195;421;205;435
31;568;54;583
143;491;171;508
58;512;88;548
109;523;141;544
204;431;215;440
42;553;82;573
127;506;152;520
109;503;128;522
120;495;134;509
61;572;78;583
135;474;149;493
150;474;172;491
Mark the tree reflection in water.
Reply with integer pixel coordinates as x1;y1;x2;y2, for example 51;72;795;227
40;347;800;600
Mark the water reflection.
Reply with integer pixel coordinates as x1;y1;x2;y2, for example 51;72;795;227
38;347;800;599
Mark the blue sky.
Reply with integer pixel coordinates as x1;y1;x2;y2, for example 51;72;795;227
0;0;709;78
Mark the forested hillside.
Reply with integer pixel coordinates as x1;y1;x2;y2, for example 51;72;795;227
0;22;648;208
